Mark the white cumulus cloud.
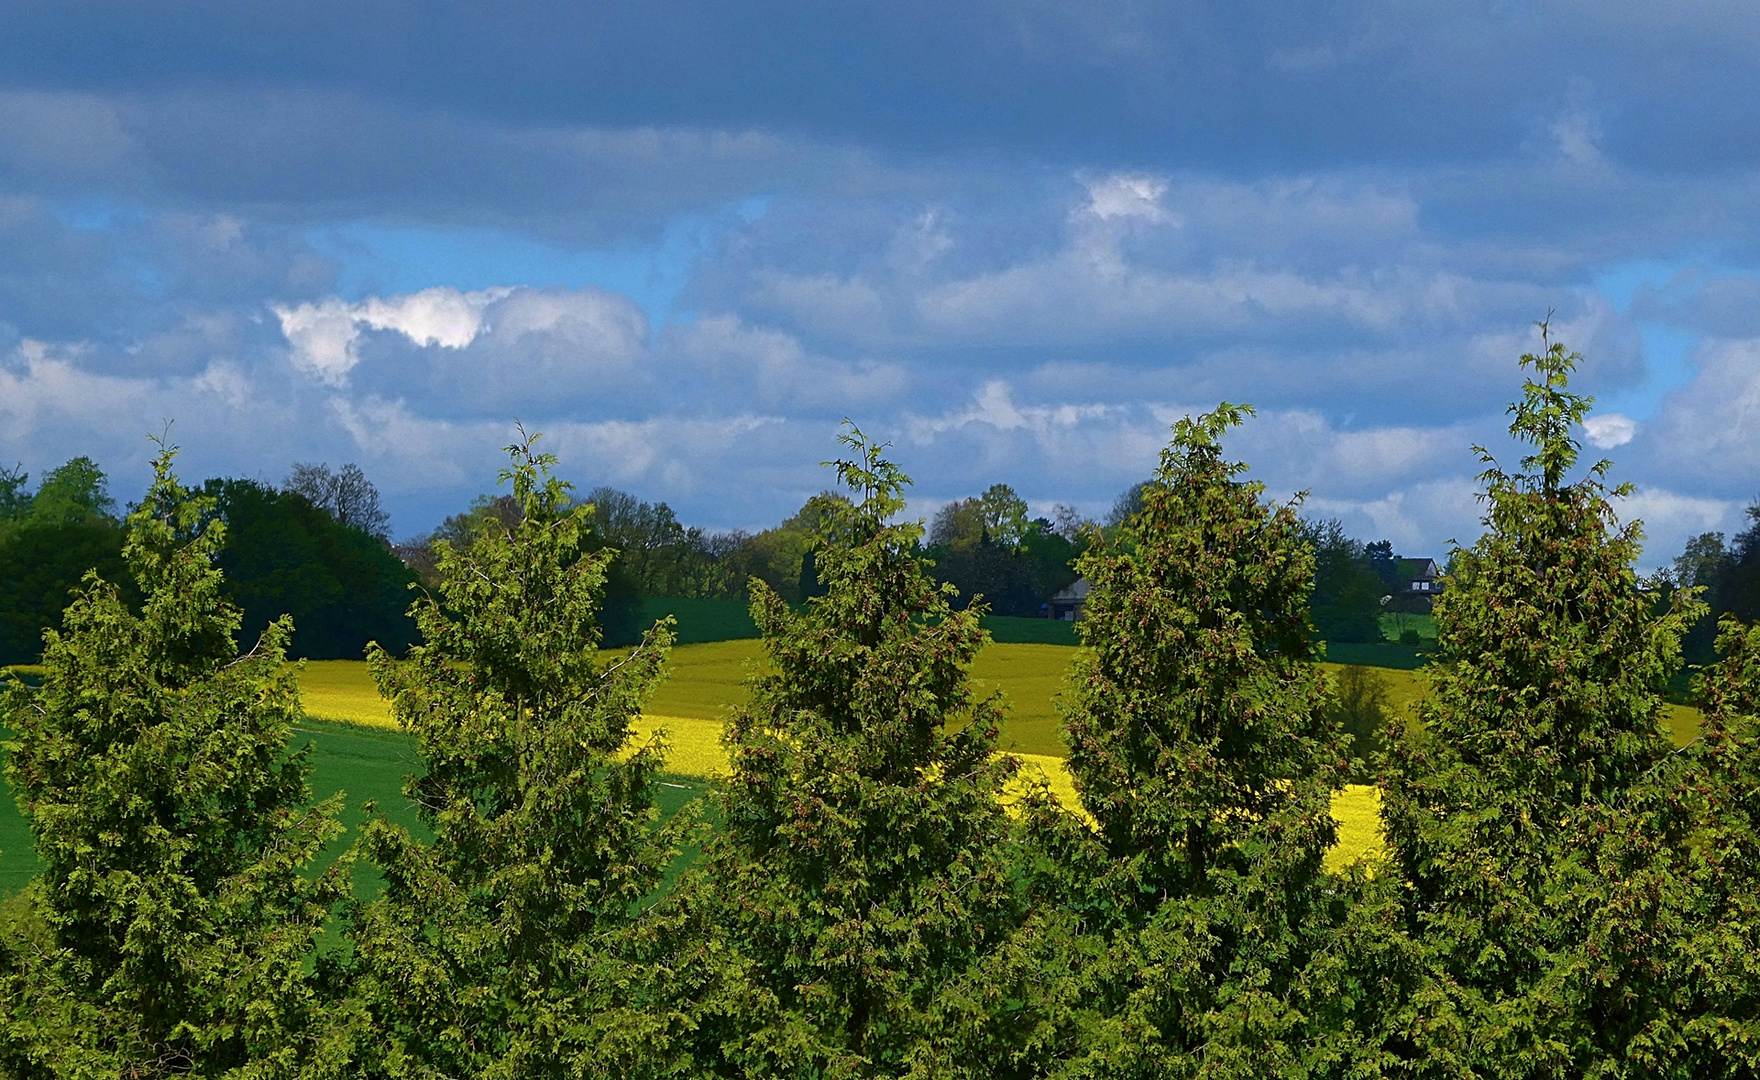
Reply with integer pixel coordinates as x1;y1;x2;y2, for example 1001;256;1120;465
1082;173;1177;224
273;286;511;385
1583;412;1638;448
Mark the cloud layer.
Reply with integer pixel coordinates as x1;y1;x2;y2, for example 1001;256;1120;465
1;4;1757;569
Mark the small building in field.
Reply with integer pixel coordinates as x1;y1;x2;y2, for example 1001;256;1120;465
1047;578;1090;621
1399;557;1443;596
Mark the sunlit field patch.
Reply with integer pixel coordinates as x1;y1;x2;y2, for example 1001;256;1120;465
1327;784;1385;871
299;660;398;729
628;714;731;777
288;645;1704;879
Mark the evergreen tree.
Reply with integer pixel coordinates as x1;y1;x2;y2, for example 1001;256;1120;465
688;425;1019;1078
335;432;686;1079
1379;331;1703;1076
1656;617;1760;1075
999;403;1358;1077
0;440;346;1076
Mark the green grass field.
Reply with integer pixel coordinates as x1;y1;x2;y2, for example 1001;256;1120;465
620;600;1084;649
1379;611;1438;641
631;597;757;644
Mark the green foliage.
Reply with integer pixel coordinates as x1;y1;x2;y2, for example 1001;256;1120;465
408;486;854;643
0;457;130;665
931;483;1032;551
1717;506;1760;628
688;425;1019;1077
18;457;116;530
1379;331;1706;1076
1065;401;1339;899
10;344;1760;1077
1666;618;1760;1074
587;485;741;599
204;477;421;660
997;402;1356;1077
1;459;419;667
0;440;346;1076
336;431;686;1079
927;537;1045;617
0;520;131;666
926;486;1083;618
1669;511;1760;667
1017;522;1082;598
1303;518;1387;644
1329;664;1393;781
0;463;30;522
740;492;848;605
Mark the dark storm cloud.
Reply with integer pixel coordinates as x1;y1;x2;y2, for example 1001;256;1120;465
1;0;1758;566
6;0;1760;171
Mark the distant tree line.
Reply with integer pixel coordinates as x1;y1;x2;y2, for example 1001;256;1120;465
0;457;416;664
394;478;1087;642
1666;511;1760;667
409;472;1420;639
7;338;1760;1077
3;445;1445;666
0;458;134;666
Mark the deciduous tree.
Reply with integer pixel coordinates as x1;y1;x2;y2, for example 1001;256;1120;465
286;461;391;541
205;477;420;660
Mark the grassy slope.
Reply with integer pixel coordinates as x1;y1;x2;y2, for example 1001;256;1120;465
624;599;1080;649
0;713;711;905
633;597;757;645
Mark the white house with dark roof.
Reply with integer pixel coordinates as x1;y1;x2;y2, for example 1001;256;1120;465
1047;578;1090;621
1399;557;1443;596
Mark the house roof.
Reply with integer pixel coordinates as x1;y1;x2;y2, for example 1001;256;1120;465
1397;557;1440;578
1050;578;1091;602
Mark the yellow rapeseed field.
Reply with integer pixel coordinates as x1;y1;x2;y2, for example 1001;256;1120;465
293;643;1705;875
299;660;399;729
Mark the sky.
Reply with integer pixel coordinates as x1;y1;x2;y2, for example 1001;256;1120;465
3;1;1759;566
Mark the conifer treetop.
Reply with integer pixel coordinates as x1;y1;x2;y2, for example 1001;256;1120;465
1411;324;1702;814
1502;321;1604;492
344;427;683;1078
1;437;344;1074
696;422;1018;1076
1375;325;1715;1080
1061;401;1337;900
125;433;243;678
